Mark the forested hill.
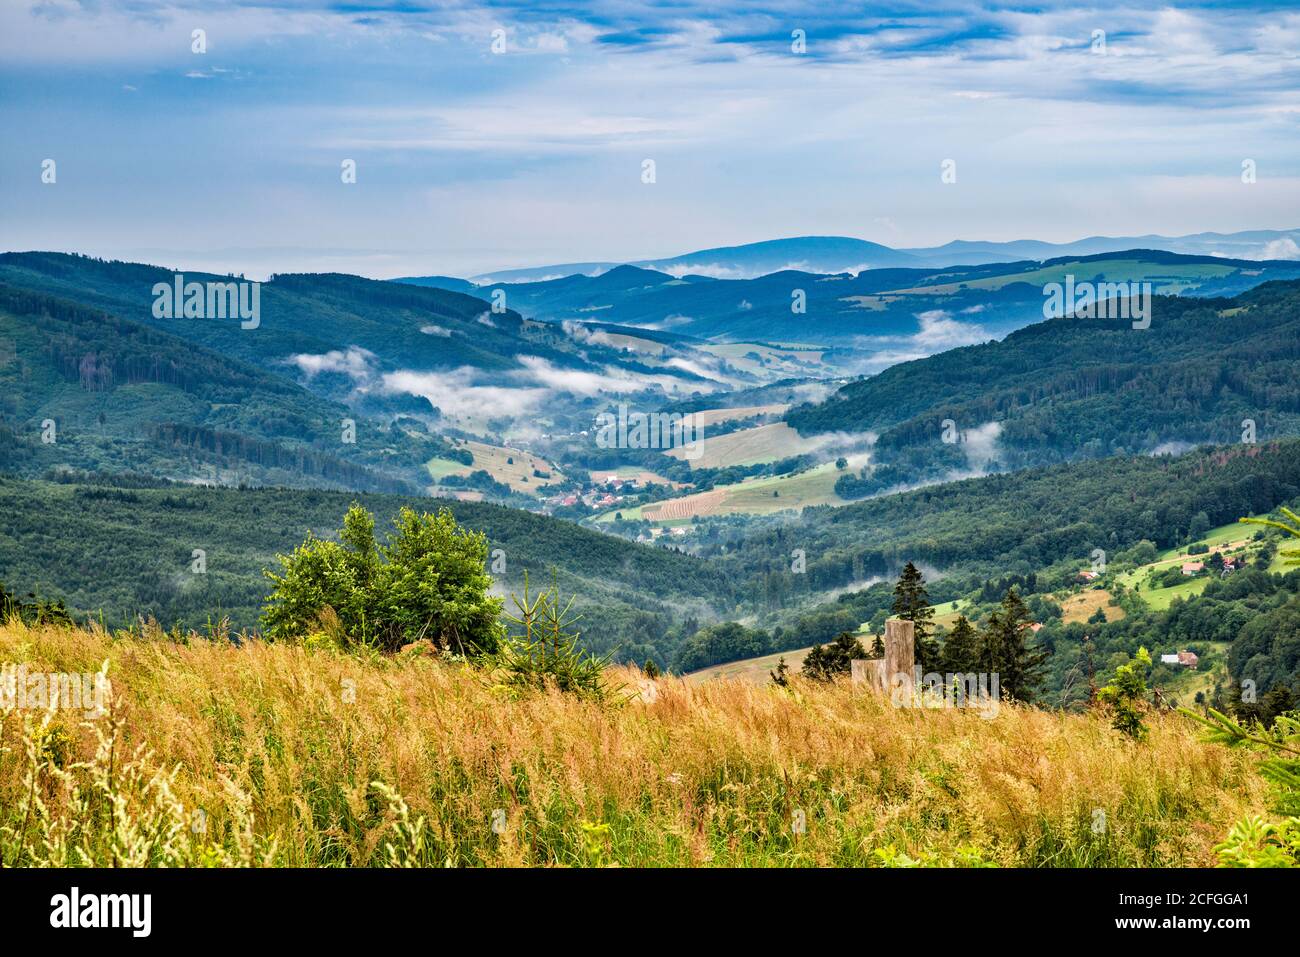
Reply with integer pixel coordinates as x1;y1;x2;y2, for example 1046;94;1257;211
0;283;445;492
0;476;731;663
6;439;1298;669
708;438;1300;612
787;279;1300;480
0;252;644;419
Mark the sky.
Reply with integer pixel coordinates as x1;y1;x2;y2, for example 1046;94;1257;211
2;1;1299;278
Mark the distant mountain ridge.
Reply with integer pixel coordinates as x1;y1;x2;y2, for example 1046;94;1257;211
428;228;1300;284
402;249;1300;347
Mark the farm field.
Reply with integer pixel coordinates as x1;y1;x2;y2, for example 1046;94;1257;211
1115;518;1261;610
664;421;828;469
426;441;564;495
588;465;684;488
686;404;789;427
597;331;668;355
697;342;830;379
600;459;858;523
685;645;814;684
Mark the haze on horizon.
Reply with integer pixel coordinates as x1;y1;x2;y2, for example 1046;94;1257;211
3;0;1299;279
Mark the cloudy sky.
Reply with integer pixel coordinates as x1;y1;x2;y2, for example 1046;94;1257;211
3;1;1298;278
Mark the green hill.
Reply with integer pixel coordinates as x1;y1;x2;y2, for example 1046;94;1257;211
788;278;1300;491
0;252;655;420
0;283;447;491
0;475;731;663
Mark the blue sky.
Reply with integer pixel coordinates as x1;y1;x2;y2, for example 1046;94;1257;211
3;1;1298;277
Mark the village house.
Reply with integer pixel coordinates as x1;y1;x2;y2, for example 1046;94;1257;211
1181;561;1204;576
1160;650;1200;669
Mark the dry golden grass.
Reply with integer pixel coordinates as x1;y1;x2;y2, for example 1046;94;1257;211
1061;588;1127;624
0;621;1267;867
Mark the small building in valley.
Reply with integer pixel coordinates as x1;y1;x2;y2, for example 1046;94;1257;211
1160;650;1199;669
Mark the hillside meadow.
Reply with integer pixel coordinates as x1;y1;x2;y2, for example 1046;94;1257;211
0;620;1267;867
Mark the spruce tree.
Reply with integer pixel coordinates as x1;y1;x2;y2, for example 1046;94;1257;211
940;615;979;673
892;562;938;671
977;588;1048;703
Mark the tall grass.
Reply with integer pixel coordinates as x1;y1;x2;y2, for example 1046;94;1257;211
0;620;1267;867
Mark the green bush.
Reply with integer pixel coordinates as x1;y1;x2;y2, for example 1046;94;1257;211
1097;647;1151;739
262;503;503;653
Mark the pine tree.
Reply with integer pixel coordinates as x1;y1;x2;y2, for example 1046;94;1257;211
940;615;979;673
802;631;865;682
977;588;1048;703
893;562;938;671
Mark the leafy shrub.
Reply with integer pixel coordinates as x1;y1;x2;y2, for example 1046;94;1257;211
0;583;74;627
262;503;503;653
1097;647;1151;739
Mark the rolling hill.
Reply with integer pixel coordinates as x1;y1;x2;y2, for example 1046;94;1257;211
0;475;731;661
786;277;1300;490
0;252;712;428
0;283;440;492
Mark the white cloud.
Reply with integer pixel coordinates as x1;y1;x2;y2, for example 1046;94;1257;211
1261;237;1300;260
850;310;992;372
960;421;1002;471
381;367;546;420
285;346;376;381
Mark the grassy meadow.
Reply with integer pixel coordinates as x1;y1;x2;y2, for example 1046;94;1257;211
0;620;1269;868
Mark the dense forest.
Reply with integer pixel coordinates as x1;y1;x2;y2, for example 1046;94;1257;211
0;282;455;490
0;475;731;662
788;279;1300;488
5;437;1299;686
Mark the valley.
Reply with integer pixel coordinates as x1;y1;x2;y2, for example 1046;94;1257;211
9;0;1300;884
3;241;1299;736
